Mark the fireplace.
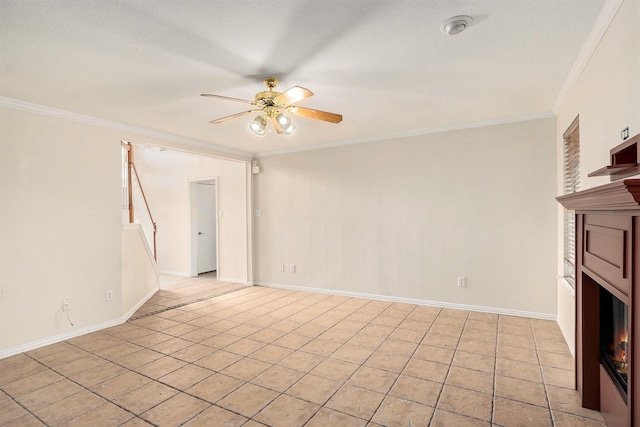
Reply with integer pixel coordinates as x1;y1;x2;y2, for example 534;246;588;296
557;179;639;427
600;286;629;402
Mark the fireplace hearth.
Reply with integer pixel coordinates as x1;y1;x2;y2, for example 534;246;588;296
557;179;640;427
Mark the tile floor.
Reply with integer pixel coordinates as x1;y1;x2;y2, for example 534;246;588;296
0;275;606;426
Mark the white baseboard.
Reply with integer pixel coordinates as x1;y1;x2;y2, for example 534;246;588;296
123;286;159;321
218;277;251;286
0;287;159;360
158;270;190;277
255;281;557;321
1;280;557;361
0;318;124;360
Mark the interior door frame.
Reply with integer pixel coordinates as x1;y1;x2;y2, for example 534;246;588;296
188;177;219;277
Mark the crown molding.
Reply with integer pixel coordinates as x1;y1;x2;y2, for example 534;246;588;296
255;111;556;158
552;0;625;113
1;0;622;161
0;96;252;160
0;95;556;161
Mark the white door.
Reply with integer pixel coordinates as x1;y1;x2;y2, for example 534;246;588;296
197;183;217;273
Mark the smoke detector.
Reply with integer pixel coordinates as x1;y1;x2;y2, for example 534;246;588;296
441;15;473;35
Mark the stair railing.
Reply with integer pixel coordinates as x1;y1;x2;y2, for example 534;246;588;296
123;141;157;261
129;162;157;260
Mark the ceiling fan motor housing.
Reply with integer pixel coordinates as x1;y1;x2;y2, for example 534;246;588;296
255;91;282;105
263;77;279;89
201;76;342;128
255;77;282;108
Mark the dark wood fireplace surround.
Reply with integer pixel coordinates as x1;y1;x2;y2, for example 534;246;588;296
558;179;639;427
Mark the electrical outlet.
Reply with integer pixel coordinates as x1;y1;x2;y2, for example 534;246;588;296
105;290;114;302
279;264;285;272
62;298;70;312
621;127;629;140
457;276;467;287
290;264;296;273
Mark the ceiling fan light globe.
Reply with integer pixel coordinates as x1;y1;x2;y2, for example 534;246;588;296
276;113;291;127
250;116;267;132
285;124;296;135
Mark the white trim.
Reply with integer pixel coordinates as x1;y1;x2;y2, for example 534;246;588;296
122;224;159;276
218;277;252;286
188;177;219;277
122;287;158;321
255;112;555;158
566;339;576;358
0;96;252;159
246;163;254;285
255;281;557;321
552;0;625;113
158;270;191;277
1;94;556;161
0;286;159;360
0;318;124;360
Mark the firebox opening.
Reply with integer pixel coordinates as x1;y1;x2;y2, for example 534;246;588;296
599;286;629;403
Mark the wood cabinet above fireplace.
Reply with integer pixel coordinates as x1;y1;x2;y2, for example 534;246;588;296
588;133;640;181
557;179;640;427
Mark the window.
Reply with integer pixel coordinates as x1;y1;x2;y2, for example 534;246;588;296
563;116;580;286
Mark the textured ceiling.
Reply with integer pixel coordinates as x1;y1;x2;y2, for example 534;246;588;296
1;0;607;157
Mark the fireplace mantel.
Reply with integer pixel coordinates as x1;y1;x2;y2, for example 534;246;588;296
557;179;639;427
557;179;640;211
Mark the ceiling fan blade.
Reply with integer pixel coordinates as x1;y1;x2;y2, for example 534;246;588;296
209;110;260;124
274;86;313;106
289;106;342;123
201;93;256;105
270;117;285;134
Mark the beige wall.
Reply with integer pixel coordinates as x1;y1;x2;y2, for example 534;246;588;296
133;146;249;282
0;107;123;354
555;0;640;354
0;106;250;356
121;225;158;317
255;118;558;316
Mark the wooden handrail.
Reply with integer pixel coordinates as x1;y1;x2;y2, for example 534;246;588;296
129;161;158;260
129;162;157;227
123;141;157;260
127;142;134;224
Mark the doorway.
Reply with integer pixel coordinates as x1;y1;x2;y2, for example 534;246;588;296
189;179;218;276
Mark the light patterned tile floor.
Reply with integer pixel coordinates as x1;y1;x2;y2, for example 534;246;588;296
0;274;606;426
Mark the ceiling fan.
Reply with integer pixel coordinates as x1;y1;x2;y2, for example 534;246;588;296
201;77;342;136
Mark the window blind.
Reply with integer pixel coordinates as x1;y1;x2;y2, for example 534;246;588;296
563;117;580;286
